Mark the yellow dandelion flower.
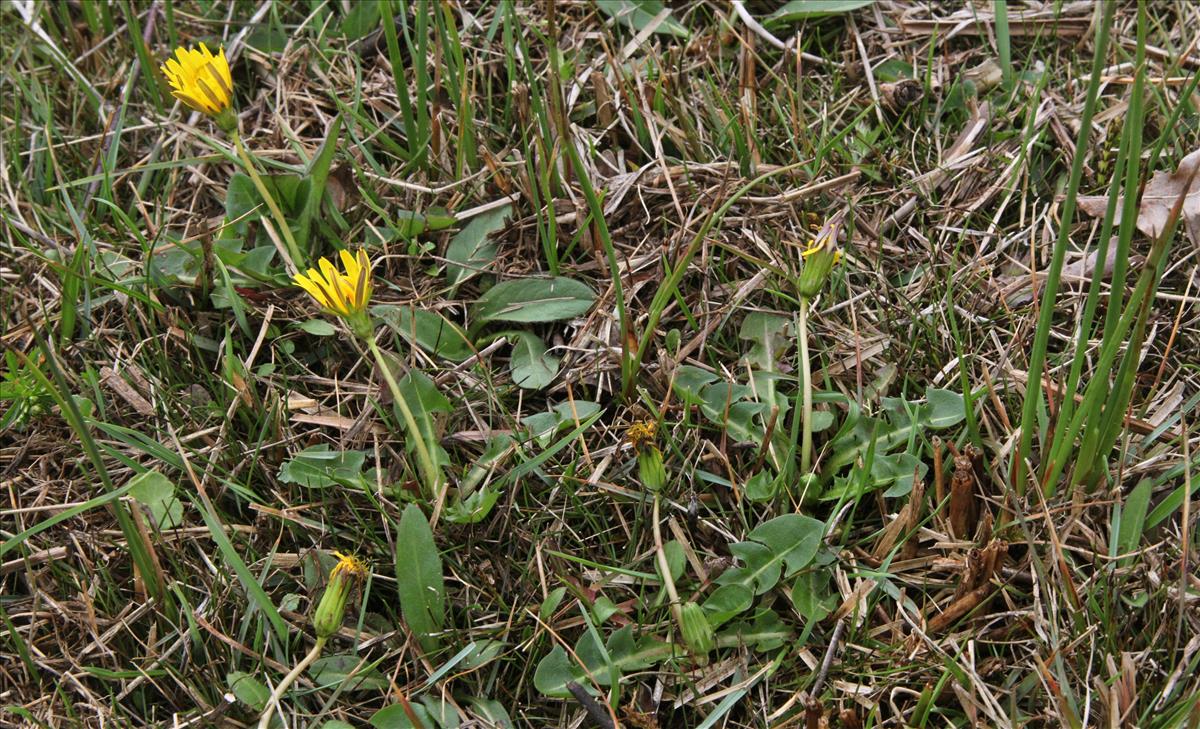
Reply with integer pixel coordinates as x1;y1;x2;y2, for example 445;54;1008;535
160;43;235;121
800;217;841;260
626;420;666;490
801;237;843;265
295;249;374;339
797;215;844;298
625;420;657;452
294;249;373;318
329;551;368;580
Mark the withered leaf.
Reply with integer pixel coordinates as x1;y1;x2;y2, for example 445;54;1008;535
1078;148;1199;240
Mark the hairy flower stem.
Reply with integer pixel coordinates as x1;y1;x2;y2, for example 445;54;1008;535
258;636;326;729
231;129;304;269
799;297;814;474
365;336;442;503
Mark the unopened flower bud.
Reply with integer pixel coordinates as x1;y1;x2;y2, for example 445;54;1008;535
666;328;681;353
627;421;667;492
638;445;666;492
679;601;714;655
797;215;844;299
312;552;367;639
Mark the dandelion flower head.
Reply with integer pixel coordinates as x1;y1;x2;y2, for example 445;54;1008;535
294;249;374;319
330;551;368;580
626;420;657;452
160;42;234;118
801;215;843;263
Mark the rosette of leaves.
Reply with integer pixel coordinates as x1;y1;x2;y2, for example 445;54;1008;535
470;276;595;390
376;201;596;391
533;612;793;698
670;312;842;502
532;513;822;698
820;386;966;500
701;513;824;627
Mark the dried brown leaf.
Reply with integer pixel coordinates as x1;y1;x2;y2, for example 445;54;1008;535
101;366;156;417
1078;148;1200;239
872;472;925;561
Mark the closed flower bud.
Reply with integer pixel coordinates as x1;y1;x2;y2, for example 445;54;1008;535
312;552;367;639
679;601;714;655
796;472;820;501
627;421;667;492
666;328;682;353
797;215;844;299
638;445;667;492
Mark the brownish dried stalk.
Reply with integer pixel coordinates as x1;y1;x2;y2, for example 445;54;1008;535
871;468;925;561
932;436;946;505
812;619;847;697
948;445;980;540
955;539;1009;599
928;582;995;634
879;79;924;112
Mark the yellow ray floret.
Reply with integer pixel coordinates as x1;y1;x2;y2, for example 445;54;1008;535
330;551;368;580
160;42;233;116
294;249;373;317
800;217;844;264
625;420;657;452
801;231;833;257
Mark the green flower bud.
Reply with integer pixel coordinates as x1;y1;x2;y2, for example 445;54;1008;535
666;328;682;353
796;215;844;299
312;552;367;639
638;445;666;493
627;421;667;493
679;601;714;655
796;472;820;501
346;309;375;341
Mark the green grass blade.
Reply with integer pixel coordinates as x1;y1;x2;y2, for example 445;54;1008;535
1011;1;1114;495
190;493;290;644
14;342;165;603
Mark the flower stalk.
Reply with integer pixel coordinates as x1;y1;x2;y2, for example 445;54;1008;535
799;296;814;474
364;335;443;501
652;493;683;625
652;493;712;658
231;129;306;270
294;251;442;500
161;42;305;269
796;213;843;476
631;422;712;658
258;637;326;729
259;552;366;729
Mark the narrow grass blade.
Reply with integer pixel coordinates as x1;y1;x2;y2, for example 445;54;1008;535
1011;1;1114;495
